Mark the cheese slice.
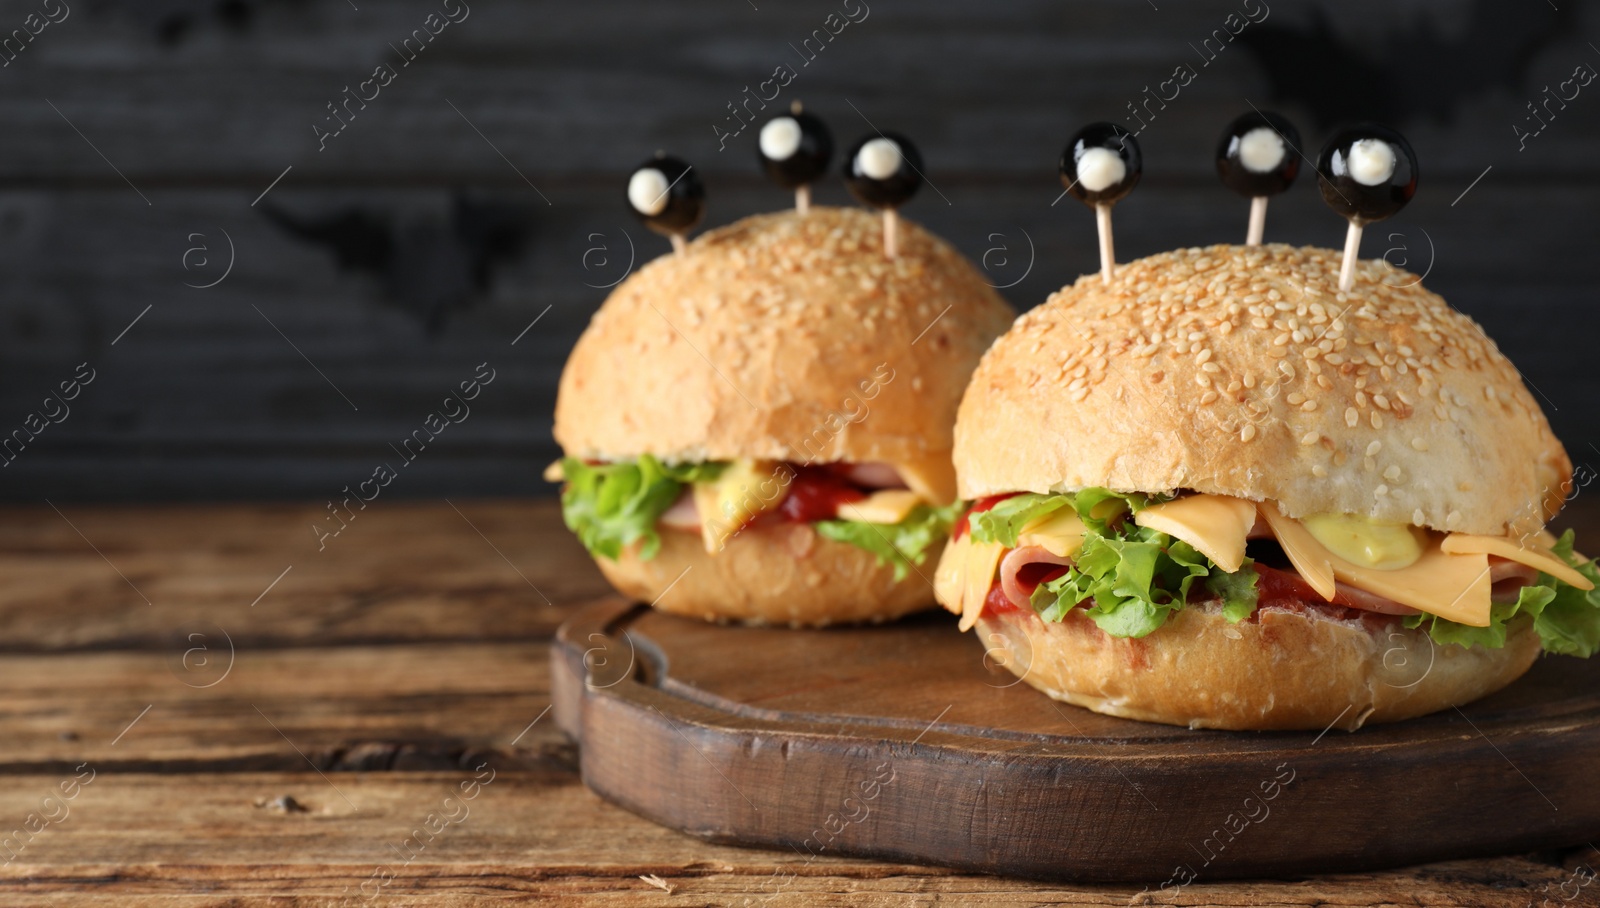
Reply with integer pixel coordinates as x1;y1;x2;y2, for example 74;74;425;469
959;539;1006;633
1017;508;1088;559
1261;503;1492;626
1259;503;1339;601
543;460;565;482
1334;547;1492;627
893;455;959;507
692;460;790;553
841;490;925;525
1441;533;1594;591
933;536;966;615
1133;495;1256;573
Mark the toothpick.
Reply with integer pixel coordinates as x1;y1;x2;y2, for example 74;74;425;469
1095;203;1115;284
883;209;898;259
670;233;686;256
1246;196;1268;246
796;184;811;216
1338;221;1362;292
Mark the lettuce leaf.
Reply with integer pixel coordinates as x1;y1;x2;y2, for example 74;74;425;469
1402;530;1600;656
979;488;1600;656
815;502;963;582
558;455;719;560
984;489;1240;638
560;455;959;576
1207;556;1261;623
967;494;1071;547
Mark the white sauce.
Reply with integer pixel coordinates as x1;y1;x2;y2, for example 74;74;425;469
627;168;670;216
1238;126;1286;173
759;117;802;161
857;137;903;180
1075;146;1126;193
1346;139;1396;186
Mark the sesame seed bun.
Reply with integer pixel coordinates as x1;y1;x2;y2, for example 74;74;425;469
979;604;1541;731
601;524;932;627
556;206;1015;506
954;244;1571;537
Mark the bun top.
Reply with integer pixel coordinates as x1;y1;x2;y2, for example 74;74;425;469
954;244;1570;537
555;206;1015;503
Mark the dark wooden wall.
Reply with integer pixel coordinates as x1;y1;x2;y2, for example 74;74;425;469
2;0;1596;500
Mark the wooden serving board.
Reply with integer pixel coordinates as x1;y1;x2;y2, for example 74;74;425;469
552;597;1600;883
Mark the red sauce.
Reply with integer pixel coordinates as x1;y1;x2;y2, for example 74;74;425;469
953;492;1022;541
983;581;1028;618
978;562;1068;621
765;465;869;524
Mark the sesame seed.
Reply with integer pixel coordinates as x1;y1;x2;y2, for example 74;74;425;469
1366;440;1383;456
1301;431;1320;445
1312;465;1329;478
1384;465;1402;481
1410;437;1429;452
1241;424;1258;442
1345;407;1359;428
1371;412;1384;429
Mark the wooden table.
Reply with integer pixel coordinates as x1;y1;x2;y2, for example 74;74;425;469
1;500;1595;905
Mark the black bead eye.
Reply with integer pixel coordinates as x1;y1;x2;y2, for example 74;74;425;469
1216;111;1300;198
1060;123;1141;207
1316;123;1418;225
843;132;922;209
626;154;704;236
758;109;832;189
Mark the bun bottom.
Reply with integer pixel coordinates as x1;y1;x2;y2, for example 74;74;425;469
596;524;935;626
977;602;1541;731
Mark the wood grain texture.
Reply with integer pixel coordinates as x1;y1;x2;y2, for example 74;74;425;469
554;598;1600;883
0;494;1597;901
0;500;608;652
1;772;1589;905
1;0;1597;499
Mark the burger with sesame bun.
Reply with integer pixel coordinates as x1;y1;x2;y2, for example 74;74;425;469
935;243;1600;731
553;144;1014;625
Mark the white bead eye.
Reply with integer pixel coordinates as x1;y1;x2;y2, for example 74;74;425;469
759;117;803;161
1238;127;1287;174
1346;139;1396;187
856;137;903;180
1075;147;1127;193
627;168;670;216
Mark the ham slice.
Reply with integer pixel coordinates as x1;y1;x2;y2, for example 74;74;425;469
1489;557;1540;603
836;462;908;490
1328;580;1422;616
1228;563;1423;616
999;546;1074;610
657;490;700;531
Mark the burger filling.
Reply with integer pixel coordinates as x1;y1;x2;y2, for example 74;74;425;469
937;489;1600;656
554;455;959;580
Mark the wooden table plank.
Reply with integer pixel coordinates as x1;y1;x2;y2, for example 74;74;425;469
0;772;1591;906
2;500;1598;903
0;642;559;772
0;501;609;652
